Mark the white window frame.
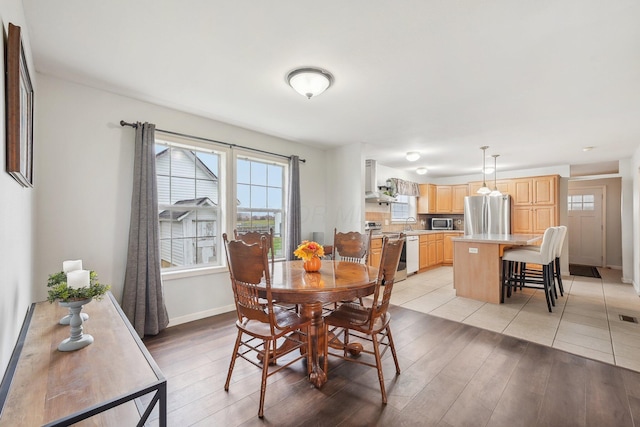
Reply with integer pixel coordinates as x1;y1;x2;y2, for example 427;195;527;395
391;195;417;223
155;134;229;278
233;151;288;261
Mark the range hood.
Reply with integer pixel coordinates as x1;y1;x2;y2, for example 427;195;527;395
365;159;396;203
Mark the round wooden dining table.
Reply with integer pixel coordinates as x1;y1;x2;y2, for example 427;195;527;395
267;260;379;388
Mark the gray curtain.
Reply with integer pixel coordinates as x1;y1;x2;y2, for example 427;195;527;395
285;155;301;260
122;122;169;337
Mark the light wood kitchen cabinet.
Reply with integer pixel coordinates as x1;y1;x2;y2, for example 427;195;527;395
511;175;559;233
419;235;429;269
512;175;557;205
469;179;513;196
427;233;443;266
452;185;468;213
435;186;453;213
419;233;444;269
417;184;436;214
368;237;383;268
435;234;444;264
443;233;457;264
512;205;557;234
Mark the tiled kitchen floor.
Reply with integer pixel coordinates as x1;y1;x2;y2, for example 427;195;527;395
391;266;640;372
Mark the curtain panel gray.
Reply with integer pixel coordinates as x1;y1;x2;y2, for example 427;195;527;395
122;122;169;337
285;156;301;260
389;178;420;197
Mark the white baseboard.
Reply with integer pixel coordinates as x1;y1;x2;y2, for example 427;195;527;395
167;304;235;328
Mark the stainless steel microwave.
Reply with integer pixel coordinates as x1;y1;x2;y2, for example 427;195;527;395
431;218;453;230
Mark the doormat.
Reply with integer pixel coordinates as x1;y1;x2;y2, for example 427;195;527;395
569;264;601;278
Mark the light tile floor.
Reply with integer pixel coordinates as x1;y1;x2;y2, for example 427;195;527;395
391;266;640;372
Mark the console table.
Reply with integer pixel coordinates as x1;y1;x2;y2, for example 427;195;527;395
0;292;166;426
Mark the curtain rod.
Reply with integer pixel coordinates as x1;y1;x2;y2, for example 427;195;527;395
119;120;306;163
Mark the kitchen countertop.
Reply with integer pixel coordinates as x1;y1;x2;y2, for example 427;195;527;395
452;233;542;245
372;230;465;238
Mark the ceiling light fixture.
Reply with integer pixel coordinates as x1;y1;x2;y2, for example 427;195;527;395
416;167;428;175
582;146;594;152
477;146;491;195
489;154;502;197
406;152;421;162
286;67;334;99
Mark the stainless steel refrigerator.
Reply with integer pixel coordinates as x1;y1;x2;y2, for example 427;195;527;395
464;195;511;235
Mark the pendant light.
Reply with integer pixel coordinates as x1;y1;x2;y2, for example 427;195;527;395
489;154;502;197
477;146;491;195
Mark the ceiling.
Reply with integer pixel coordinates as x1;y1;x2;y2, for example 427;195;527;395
22;0;640;178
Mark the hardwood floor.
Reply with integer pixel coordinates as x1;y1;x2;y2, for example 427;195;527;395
143;306;640;426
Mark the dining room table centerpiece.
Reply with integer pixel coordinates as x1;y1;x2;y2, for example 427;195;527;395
47;260;110;351
294;240;325;272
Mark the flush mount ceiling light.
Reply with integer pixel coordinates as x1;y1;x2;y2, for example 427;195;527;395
477;146;491;195
489;154;502;197
416;167;428;175
406;152;421;162
582;146;595;152
286;67;334;99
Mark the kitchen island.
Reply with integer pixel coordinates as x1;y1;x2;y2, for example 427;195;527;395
452;233;542;303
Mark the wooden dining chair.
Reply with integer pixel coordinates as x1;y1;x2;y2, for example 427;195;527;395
233;227;275;264
333;228;373;264
323;234;405;404
222;233;312;419
328;228;374;310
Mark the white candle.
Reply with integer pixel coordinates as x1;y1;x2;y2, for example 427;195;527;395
63;260;83;273
67;269;90;289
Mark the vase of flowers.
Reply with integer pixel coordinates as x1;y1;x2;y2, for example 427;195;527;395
294;241;325;272
47;260;110;352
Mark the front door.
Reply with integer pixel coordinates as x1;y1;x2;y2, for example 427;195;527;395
567;187;604;266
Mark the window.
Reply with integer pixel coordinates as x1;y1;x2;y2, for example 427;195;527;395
156;139;224;269
567;194;594;211
391;195;417;222
154;136;289;271
236;156;286;259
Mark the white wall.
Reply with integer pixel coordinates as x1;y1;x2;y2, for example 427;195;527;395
34;74;328;326
630;150;640;292
0;2;36;379
325;143;366;235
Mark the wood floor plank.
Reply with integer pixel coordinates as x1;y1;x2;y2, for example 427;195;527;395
537;350;588;427
486;343;554;427
584;359;634;427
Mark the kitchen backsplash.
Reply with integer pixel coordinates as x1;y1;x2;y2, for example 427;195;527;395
364;212;465;232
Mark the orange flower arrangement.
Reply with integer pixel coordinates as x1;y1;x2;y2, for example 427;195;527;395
293;240;325;261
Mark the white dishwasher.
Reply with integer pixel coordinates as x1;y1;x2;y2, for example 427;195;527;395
405;235;419;275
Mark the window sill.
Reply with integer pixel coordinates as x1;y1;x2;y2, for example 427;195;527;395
161;265;227;281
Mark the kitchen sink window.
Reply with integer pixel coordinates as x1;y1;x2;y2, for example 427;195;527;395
391;195;417;222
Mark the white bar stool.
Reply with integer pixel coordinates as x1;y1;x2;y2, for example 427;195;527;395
501;227;558;312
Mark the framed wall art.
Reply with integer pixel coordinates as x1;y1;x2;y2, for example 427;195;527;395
6;23;34;187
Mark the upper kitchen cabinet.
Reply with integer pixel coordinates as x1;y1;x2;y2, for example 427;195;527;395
469;179;513;196
452;185;468;213
512;175;557;205
417;184;469;214
417;184;436;214
435;186;452;213
511;175;559;234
